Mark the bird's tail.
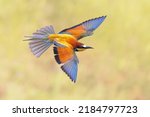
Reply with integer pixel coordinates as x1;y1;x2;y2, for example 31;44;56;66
24;25;55;57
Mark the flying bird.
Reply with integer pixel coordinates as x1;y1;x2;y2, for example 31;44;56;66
25;16;106;82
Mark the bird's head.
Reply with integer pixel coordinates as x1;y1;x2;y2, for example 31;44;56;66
75;44;93;52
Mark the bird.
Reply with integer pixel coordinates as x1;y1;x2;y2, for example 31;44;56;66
25;16;106;83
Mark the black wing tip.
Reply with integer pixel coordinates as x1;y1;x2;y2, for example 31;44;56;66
97;15;107;18
91;15;107;21
101;15;107;19
101;15;107;18
61;66;76;83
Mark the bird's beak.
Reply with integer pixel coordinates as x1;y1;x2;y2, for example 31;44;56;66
75;45;93;52
85;46;94;49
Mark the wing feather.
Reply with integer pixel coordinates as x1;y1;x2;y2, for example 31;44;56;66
59;16;106;39
53;46;79;82
61;59;78;82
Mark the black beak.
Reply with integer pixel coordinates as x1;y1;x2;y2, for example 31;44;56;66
85;46;94;49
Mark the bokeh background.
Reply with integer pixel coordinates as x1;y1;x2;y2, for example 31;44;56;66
0;0;150;99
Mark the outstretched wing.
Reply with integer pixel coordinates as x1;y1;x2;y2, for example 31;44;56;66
53;46;79;82
59;16;106;40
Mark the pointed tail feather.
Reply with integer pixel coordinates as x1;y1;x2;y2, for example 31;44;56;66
24;25;55;57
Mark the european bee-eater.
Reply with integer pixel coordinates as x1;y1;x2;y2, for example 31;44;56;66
25;16;106;82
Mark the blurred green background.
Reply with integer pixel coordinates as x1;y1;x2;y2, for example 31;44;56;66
0;0;150;99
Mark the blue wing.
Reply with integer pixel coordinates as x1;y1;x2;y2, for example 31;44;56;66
53;46;79;82
61;54;79;83
59;16;106;39
82;16;106;32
